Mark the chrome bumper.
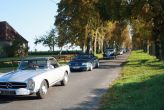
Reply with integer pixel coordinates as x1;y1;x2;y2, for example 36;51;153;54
0;88;31;95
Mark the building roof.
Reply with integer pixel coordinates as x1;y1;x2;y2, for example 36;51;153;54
0;21;28;43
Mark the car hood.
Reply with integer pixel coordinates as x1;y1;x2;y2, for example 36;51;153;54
0;69;46;82
71;59;91;63
69;60;92;66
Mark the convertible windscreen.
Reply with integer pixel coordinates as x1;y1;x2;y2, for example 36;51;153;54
105;49;114;52
75;55;93;59
18;60;47;70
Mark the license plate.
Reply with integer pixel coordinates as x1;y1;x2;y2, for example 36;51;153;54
0;90;16;95
73;66;80;69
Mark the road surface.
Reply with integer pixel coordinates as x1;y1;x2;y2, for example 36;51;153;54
0;53;129;110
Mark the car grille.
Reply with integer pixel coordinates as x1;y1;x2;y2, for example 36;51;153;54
0;82;27;89
71;62;82;66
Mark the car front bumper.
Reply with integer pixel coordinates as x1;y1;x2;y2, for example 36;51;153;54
0;88;31;96
103;54;115;59
70;66;89;71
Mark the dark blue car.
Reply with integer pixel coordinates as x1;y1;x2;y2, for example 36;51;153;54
69;54;99;71
103;48;117;59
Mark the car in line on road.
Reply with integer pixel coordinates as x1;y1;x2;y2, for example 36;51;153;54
69;54;99;71
103;48;117;59
118;48;124;55
0;57;70;99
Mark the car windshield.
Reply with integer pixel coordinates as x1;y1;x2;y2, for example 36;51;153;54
75;55;93;60
106;49;114;52
73;59;88;62
18;59;47;70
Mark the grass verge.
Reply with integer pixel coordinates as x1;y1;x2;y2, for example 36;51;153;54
99;50;164;110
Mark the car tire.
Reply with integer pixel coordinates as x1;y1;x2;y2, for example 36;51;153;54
36;80;48;99
61;72;68;86
89;64;93;71
96;62;99;68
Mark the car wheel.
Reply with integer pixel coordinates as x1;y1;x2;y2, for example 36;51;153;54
89;64;93;71
61;72;68;86
36;80;48;99
96;62;99;68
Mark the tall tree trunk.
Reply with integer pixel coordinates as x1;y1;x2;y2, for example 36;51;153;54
82;42;86;53
86;36;91;54
59;47;63;57
52;44;55;53
155;38;160;59
159;35;164;60
100;35;104;53
52;37;55;53
143;40;147;52
97;37;101;53
94;29;98;54
147;40;150;54
149;41;154;56
100;40;104;54
49;46;52;52
84;24;88;53
161;40;164;61
151;41;156;56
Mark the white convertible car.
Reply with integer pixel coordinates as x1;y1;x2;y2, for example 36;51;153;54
0;57;70;99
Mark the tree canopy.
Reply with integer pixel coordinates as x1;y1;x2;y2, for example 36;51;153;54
54;0;164;59
34;28;57;52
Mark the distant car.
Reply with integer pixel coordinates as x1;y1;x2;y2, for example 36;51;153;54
123;48;128;53
0;57;70;99
69;54;99;71
103;48;117;59
118;49;124;55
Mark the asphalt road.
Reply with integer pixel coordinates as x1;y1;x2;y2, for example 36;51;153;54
0;53;129;110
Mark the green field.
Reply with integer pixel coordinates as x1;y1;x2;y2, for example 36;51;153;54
99;50;164;110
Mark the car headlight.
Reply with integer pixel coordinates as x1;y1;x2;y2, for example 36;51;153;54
27;79;35;90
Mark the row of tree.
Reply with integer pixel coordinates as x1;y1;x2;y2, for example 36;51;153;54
99;0;164;59
130;0;164;60
55;0;133;54
35;0;164;60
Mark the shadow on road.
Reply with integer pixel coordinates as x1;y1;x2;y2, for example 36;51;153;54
62;88;107;110
99;57;128;70
0;95;39;104
98;64;121;69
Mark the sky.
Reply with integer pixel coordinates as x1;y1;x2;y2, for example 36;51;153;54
0;0;61;51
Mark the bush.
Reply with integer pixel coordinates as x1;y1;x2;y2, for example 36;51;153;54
0;46;5;57
8;40;28;57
